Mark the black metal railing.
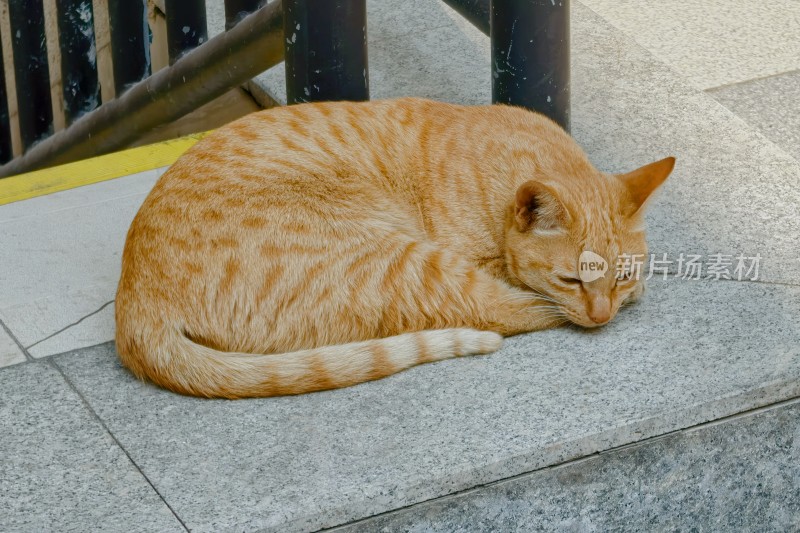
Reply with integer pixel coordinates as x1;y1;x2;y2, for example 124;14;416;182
107;0;151;95
0;0;569;176
7;0;53;151
0;35;11;163
490;0;570;130
283;0;369;104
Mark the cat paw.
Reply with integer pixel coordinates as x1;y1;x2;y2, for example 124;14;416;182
626;281;646;304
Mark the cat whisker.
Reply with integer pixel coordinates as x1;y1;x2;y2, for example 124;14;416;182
498;293;541;302
498;293;559;307
505;306;566;321
528;291;560;305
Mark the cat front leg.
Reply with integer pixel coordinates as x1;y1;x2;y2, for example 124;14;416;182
443;264;566;336
475;283;567;336
375;240;563;337
624;279;646;304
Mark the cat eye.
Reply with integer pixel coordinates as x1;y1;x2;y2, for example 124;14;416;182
557;275;581;284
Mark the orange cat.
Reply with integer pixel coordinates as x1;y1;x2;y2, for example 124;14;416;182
116;97;674;398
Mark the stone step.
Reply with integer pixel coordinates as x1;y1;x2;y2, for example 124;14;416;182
341;399;800;531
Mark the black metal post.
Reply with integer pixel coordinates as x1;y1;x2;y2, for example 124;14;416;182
283;0;369;104
164;0;208;65
56;0;101;125
7;0;53;150
107;0;151;95
0;31;12;164
225;0;266;30
491;0;570;131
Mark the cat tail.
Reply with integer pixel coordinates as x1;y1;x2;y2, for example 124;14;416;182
119;327;503;399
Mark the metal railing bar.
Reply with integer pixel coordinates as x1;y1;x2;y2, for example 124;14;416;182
7;0;54;150
107;0;151;96
0;27;11;164
443;0;570;131
0;0;284;178
56;0;101;126
491;0;570;131
283;0;369;104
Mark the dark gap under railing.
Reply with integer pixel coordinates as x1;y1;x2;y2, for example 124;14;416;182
0;34;11;163
107;0;151;97
8;0;53;151
164;0;208;65
57;0;101;127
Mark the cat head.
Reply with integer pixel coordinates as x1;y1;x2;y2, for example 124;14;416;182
504;157;675;328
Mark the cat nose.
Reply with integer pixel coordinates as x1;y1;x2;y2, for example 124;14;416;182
587;296;611;324
588;308;611;324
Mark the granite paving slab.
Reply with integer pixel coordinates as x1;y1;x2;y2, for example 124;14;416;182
708;69;800;164
579;0;800;90
0;361;185;533
0;178;153;358
0;168;163;358
0;189;144;310
55;276;800;532
343;399;800;532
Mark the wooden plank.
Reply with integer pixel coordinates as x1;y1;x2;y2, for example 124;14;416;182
43;0;67;132
148;0;169;73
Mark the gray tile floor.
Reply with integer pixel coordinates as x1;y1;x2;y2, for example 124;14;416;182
708;69;800;162
0;362;184;532
579;0;800;90
1;0;799;531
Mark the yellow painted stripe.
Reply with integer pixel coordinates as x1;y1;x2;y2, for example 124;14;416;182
0;131;211;206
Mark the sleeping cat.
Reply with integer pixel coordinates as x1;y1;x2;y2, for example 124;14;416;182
116;97;674;398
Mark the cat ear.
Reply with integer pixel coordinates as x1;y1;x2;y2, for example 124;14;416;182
514;181;569;232
617;156;675;214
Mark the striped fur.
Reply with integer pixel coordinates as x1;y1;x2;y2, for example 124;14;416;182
116;98;674;398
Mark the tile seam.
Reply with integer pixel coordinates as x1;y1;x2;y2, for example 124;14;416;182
0;316;34;362
704;67;800;93
24;298;115;352
47;357;191;533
